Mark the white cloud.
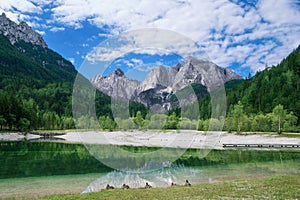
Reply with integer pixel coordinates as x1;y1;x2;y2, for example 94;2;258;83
85;29;206;63
1;0;299;74
29;0;53;6
257;0;300;25
50;27;65;32
36;30;45;35
0;0;42;13
47;0;300;72
0;0;46;29
131;58;144;66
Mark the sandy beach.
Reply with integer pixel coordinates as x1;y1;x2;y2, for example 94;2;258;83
54;130;300;149
0;132;41;141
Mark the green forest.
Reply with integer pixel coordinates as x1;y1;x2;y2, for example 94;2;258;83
0;33;76;132
0;31;299;133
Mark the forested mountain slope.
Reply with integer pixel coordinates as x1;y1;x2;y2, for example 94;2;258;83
227;45;300;120
0;34;77;89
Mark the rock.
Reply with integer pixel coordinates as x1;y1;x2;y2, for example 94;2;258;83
0;13;47;48
142;66;177;91
91;68;142;101
91;57;242;110
172;57;240;91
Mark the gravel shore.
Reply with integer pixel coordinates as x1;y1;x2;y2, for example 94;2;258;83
0;132;40;141
54;130;300;149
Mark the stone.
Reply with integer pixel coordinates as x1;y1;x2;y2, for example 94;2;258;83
91;57;242;111
0;13;47;48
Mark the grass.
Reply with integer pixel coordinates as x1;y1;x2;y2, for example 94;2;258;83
281;133;300;138
15;175;300;200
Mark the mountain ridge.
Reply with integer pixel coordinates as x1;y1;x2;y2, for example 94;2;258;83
91;58;242;110
0;13;47;48
0;13;78;86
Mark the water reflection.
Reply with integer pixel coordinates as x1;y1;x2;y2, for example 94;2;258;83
0;141;300;198
83;164;205;193
0;141;111;179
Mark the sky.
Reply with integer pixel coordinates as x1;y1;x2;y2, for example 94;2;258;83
0;0;300;79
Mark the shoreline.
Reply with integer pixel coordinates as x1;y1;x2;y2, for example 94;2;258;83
0;132;41;141
3;174;299;200
1;131;300;149
55;130;300;149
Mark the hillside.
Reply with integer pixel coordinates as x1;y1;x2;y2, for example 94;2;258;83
196;45;300;133
227;45;300;121
0;14;80;131
191;46;300;133
0;13;78;87
0;34;77;89
0;16;148;131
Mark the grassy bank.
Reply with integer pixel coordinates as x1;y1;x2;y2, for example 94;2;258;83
20;175;299;200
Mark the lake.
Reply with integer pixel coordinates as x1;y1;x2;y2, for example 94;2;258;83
0;141;299;198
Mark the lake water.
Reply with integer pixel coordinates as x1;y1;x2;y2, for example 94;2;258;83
0;141;299;198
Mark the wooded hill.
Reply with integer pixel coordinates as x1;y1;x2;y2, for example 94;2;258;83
197;45;300;133
0;33;77;131
227;45;300;118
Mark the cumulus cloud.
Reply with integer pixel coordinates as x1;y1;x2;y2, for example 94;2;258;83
0;0;48;30
48;0;299;72
0;0;299;73
0;0;42;13
85;29;206;64
0;0;44;23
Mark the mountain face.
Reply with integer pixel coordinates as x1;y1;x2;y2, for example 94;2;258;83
92;68;142;101
0;14;77;86
91;58;242;110
142;57;240;91
0;13;47;48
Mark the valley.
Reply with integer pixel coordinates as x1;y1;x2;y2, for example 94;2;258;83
0;8;299;200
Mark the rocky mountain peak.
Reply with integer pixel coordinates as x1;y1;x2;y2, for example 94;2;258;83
0;13;47;48
91;57;242;110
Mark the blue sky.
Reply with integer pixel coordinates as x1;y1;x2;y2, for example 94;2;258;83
102;53;184;81
0;0;300;80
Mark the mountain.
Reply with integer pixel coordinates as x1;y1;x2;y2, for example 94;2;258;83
0;13;147;131
0;13;77;89
92;68;142;101
0;13;47;48
226;45;300;121
0;13;80;131
91;57;242;110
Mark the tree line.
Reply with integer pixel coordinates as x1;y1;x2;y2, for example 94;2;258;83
1;89;298;133
1;80;298;133
73;102;298;133
0;86;75;132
